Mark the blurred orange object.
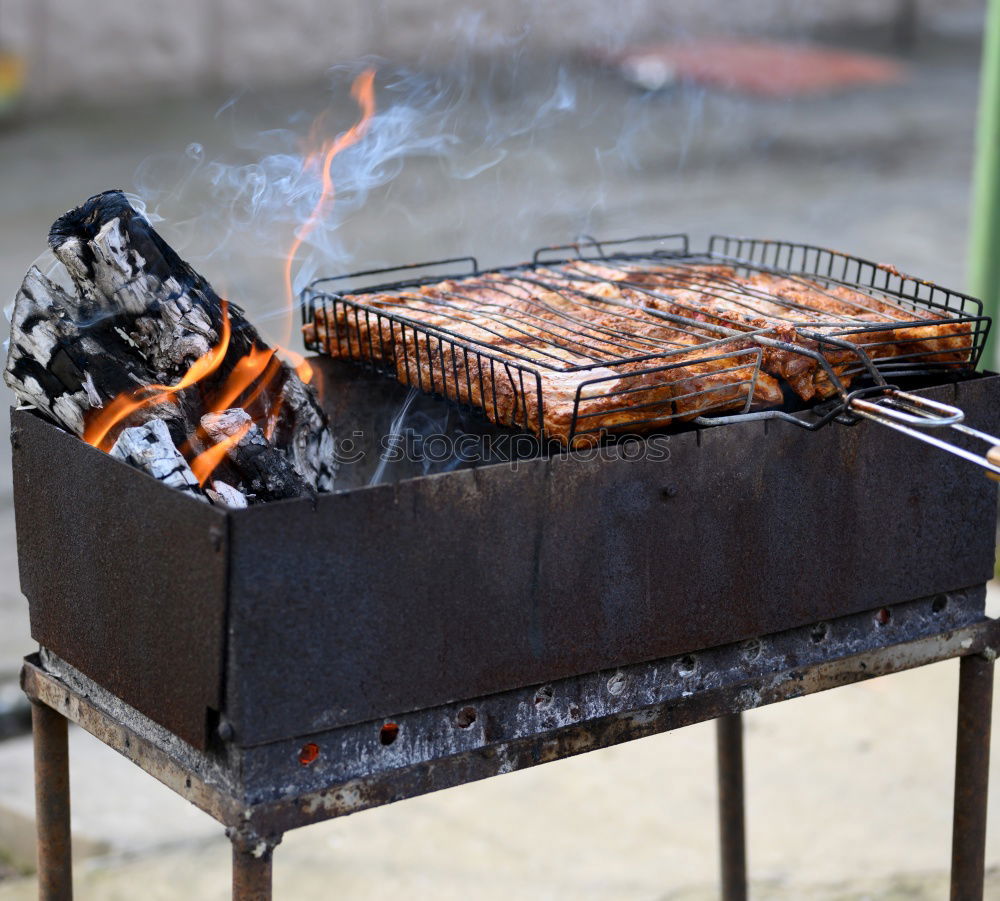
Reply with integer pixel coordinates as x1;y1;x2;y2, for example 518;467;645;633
611;39;907;97
0;48;25;117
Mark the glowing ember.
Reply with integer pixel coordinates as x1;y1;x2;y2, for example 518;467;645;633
298;742;320;766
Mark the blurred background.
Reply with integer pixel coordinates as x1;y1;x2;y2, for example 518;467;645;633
0;0;998;897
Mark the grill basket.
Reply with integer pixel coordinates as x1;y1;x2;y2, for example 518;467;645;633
303;234;998;469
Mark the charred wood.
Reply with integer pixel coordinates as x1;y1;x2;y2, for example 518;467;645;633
6;264;189;440
5;190;335;496
201;409;310;503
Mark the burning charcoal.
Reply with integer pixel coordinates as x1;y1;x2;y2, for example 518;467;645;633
206;480;250;509
109;419;206;502
201;409;310;502
5;190;336;498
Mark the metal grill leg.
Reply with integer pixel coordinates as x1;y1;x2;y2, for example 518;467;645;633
716;712;747;901
32;701;72;900
230;829;279;901
950;652;995;901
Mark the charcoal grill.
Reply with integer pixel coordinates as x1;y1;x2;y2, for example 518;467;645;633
14;236;1000;900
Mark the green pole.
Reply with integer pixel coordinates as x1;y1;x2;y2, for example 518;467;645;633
971;0;1000;369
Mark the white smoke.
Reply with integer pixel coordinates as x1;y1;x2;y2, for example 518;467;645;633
131;59;583;342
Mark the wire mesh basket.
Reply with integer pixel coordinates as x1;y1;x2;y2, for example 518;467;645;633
302;234;989;449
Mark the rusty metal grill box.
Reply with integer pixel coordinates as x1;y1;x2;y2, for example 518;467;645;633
12;369;999;752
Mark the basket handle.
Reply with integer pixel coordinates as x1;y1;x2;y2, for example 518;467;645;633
848;389;1000;477
848;391;964;428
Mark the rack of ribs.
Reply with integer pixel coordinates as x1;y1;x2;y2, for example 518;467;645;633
547;260;973;402
304;256;972;443
304;272;781;445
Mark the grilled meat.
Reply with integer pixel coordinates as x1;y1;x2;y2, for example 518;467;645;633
304;256;971;443
552;261;972;401
304;274;779;444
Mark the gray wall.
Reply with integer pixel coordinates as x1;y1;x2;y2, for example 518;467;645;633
0;0;983;106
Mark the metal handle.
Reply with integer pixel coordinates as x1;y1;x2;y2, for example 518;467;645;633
848;389;1000;477
849;390;965;427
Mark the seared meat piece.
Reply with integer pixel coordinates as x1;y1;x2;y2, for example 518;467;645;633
304;271;780;445
552;261;972;401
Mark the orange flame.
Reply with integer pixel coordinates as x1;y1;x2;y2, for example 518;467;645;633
279;69;377;364
209;345;278;413
166;301;233;392
275;345;314;384
190;420;253;486
83;300;233;451
84;74;377;490
83;389;171;453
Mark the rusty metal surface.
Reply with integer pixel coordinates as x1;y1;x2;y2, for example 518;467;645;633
12;374;1000;748
232;588;991;804
31;702;72;901
21;589;999;840
226;375;1000;746
21;654;241;826
229;829;278;901
242;616;1000;837
12;410;230;750
950;652;995;901
716;714;747;901
231;849;273;901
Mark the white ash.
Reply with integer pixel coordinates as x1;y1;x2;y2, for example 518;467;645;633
202;408;254;440
207;480;249;509
109;419;206;502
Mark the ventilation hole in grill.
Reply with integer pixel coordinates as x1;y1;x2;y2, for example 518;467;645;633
931;595;948;614
534;685;554;709
660;485;679;500
185;777;192;789
124;738;130;749
810;623;828;643
455;707;477;729
674;655;697;677
379;722;400;746
298;742;320;766
875;607;892;626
